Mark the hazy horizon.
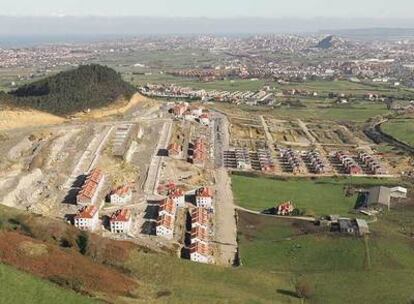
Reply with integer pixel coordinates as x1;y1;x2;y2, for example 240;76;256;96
1;0;414;19
1;16;414;39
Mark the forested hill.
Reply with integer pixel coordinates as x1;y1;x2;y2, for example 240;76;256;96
6;64;135;114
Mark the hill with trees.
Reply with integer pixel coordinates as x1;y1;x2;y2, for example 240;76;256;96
4;64;135;114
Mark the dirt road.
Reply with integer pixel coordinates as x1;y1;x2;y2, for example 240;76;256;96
213;168;238;266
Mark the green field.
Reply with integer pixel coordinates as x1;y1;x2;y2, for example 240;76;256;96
125;251;293;304
232;175;399;216
0;263;95;304
237;209;414;304
382;118;414;147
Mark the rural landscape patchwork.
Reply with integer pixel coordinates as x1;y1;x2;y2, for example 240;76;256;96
1;2;414;304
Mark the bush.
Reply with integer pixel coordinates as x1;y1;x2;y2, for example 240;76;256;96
295;278;314;300
76;232;89;255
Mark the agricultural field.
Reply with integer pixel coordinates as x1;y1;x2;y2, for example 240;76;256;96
231;174;399;216
382;118;414;147
0;263;95;304
237;207;414;304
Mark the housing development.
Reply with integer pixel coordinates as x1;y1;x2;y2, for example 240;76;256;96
1;24;414;304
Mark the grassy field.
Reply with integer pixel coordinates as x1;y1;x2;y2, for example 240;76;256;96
0;263;95;304
232;175;399;216
382;118;414;147
237;208;414;304
125;251;294;304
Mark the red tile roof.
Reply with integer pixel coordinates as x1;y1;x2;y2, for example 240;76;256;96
159;198;177;215
111;185;131;197
77;168;104;201
110;209;131;222
196;187;213;198
75;205;98;219
168;187;184;198
190;241;210;255
157;214;175;229
191;208;210;226
191;226;209;242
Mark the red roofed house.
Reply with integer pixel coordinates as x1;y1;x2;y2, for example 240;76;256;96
199;113;210;126
173;103;188;117
76;168;105;205
168;143;182;158
195;187;214;209
74;205;99;232
158;197;177;217
190;241;212;264
276;201;295;216
191;226;210;244
156;214;175;239
110;209;132;234
191;207;210;229
110;185;132;205
168;187;185;208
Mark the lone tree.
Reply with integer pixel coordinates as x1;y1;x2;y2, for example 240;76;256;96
295;278;314;302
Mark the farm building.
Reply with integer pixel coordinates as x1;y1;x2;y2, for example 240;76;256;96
365;186;407;210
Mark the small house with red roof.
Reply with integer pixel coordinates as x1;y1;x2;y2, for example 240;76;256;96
110;185;132;205
195;187;214;209
156;214;175;239
74;205;99;232
109;209;132;234
168;187;185;208
190;241;212;264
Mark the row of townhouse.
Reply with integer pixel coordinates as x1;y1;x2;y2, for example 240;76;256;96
156;187;185;239
76;168;105;205
256;148;275;172
156;197;177;239
335;151;363;175
306;151;328;174
280;149;305;174
191;137;207;166
190;207;213;264
358;151;387;175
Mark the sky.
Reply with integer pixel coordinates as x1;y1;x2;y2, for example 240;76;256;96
1;0;413;19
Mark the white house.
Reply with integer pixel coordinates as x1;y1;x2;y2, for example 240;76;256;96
190;242;212;264
74;205;99;232
156;214;175;239
199;113;210;126
168;188;185;208
109;209;132;234
110;185;132;205
195;187;214;209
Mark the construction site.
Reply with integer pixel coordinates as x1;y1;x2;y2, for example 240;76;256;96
222;113;403;178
